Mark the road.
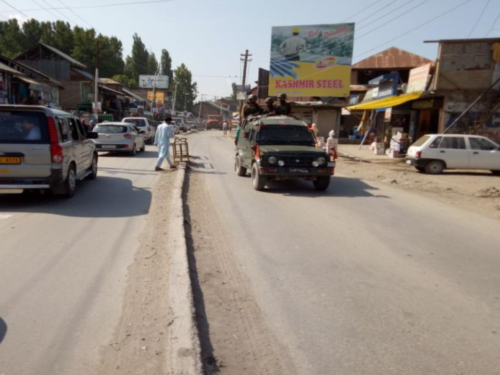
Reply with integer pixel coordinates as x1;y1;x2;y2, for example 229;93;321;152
0;147;159;375
188;131;500;375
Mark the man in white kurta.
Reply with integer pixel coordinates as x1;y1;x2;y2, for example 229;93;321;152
154;117;176;171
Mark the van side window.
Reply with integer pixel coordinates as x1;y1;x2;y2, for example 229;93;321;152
438;137;466;150
58;118;71;142
67;118;80;141
75;119;87;137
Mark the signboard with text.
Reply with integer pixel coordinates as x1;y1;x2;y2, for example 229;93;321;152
139;75;169;89
269;23;355;97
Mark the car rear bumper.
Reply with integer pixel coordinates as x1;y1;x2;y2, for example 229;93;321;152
0;169;64;190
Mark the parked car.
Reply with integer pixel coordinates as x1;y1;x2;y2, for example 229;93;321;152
235;115;334;191
0;105;99;198
122;117;156;144
93;122;146;156
406;134;500;174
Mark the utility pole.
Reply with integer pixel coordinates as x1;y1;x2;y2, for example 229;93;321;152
94;39;100;122
239;49;252;121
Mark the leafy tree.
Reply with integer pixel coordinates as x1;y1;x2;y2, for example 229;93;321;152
160;49;173;86
130;33;148;80
173;63;197;111
147;52;158;75
0;19;24;57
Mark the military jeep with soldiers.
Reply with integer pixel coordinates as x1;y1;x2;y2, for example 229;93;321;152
235;115;335;191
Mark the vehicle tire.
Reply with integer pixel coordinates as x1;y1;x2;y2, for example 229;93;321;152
491;170;500;176
313;176;331;191
130;144;137;156
235;157;247;177
424;160;445;174
415;166;425;173
251;163;266;191
55;164;77;198
87;154;98;180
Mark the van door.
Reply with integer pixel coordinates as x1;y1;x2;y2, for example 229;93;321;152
468;136;500;170
0;109;52;178
435;136;470;169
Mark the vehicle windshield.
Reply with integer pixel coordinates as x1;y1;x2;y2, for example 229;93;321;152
123;119;146;127
0;110;48;144
257;125;315;146
94;125;128;133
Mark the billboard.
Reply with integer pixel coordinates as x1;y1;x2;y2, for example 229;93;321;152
139;75;169;89
269;23;354;97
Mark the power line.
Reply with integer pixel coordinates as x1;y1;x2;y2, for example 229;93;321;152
343;0;384;22
485;10;500;36
0;0;176;14
55;0;95;29
40;0;78;24
468;0;491;38
0;0;30;18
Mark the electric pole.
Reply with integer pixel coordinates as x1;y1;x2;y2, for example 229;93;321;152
239;49;252;121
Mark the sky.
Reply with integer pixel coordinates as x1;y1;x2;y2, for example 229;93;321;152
2;0;500;100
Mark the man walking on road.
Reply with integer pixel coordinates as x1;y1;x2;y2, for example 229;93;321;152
154;117;176;171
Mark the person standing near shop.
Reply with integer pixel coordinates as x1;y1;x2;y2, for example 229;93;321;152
154;117;176;171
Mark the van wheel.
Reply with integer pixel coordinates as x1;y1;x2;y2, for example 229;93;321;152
130;145;137;156
251;163;266;191
235;157;247;176
55;165;77;198
87;154;98;180
425;160;445;174
313;176;331;191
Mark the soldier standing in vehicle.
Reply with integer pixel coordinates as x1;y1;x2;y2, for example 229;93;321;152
263;97;276;115
275;93;292;116
242;95;264;119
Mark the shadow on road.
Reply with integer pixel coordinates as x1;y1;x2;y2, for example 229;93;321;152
0;317;7;345
264;176;389;198
0;176;152;218
183;173;220;375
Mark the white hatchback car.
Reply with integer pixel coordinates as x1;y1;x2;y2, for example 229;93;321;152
406;134;500;175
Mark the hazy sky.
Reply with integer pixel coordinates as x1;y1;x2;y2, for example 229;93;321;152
3;0;500;100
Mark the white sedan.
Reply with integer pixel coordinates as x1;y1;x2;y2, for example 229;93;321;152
406;134;500;174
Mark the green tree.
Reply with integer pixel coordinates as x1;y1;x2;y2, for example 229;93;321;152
0;19;24;57
147;52;158;75
130;33;148;81
173;63;198;111
160;49;173;85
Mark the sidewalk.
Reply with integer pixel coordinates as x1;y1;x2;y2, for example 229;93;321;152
338;144;405;164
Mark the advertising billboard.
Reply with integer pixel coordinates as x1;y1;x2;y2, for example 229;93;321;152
139;75;169;89
269;23;354;97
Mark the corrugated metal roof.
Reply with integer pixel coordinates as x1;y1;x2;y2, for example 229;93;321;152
40;43;87;69
353;47;432;70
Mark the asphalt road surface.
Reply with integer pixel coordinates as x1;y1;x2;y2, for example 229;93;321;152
0;147;159;375
188;131;500;375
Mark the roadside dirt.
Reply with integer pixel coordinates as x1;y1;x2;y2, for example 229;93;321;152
184;170;298;375
337;157;500;219
98;170;176;375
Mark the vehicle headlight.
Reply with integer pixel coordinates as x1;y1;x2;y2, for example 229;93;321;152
317;157;326;165
278;160;285;167
268;156;277;164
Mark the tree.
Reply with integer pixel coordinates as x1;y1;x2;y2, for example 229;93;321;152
160;49;173;85
231;82;237;101
173;63;197;111
0;19;24;57
130;33;149;81
147;52;158;75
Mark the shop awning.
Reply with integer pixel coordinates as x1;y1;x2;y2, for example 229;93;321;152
346;91;423;111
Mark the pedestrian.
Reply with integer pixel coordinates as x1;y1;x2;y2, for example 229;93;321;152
326;130;338;160
275;93;292;116
154;117;176;171
222;120;228;135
